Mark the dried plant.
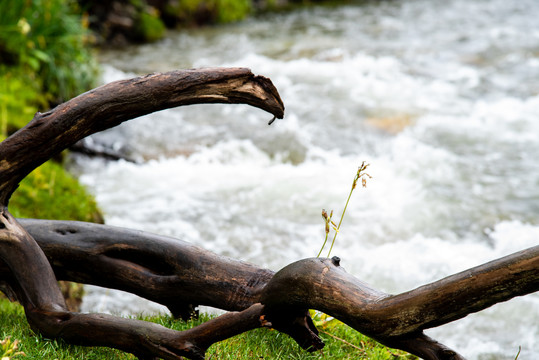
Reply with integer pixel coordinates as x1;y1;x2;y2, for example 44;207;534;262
1;336;25;359
318;161;371;258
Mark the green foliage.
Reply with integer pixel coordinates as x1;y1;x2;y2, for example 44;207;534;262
0;0;101;222
167;0;251;25
0;67;46;137
0;297;413;359
0;67;102;223
9;160;102;222
213;0;252;23
134;8;166;42
0;0;98;104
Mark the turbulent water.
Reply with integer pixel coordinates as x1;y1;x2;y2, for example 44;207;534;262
72;0;539;358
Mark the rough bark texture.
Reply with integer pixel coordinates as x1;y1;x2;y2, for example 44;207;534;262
17;219;276;315
0;68;538;360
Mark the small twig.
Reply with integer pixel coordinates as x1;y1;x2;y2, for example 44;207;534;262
514;346;521;360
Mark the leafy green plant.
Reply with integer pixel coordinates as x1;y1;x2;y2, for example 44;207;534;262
0;0;102;223
318;162;371;258
0;0;98;104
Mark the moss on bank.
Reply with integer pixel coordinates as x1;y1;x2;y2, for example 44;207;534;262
79;0;253;45
9;160;103;223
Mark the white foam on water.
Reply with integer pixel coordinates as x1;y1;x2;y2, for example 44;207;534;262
76;0;539;358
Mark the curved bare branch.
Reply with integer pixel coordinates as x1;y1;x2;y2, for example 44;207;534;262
0;67;284;205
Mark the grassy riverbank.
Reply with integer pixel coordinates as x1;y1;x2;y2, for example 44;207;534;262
0;298;414;359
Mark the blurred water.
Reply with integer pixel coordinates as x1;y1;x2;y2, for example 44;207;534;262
73;0;539;358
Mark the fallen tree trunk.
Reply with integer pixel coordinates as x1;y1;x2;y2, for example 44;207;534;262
2;219;538;359
0;68;538;360
16;219;276;316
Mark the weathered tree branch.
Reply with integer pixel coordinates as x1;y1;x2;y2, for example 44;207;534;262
2;219;538;359
261;250;539;359
0;67;284;204
16;219;276;314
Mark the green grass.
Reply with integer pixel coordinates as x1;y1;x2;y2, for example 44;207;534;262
0;298;415;359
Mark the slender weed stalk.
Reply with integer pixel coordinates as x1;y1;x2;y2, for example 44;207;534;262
514;346;521;360
317;161;371;258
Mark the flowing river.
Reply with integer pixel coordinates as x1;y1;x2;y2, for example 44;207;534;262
71;0;539;358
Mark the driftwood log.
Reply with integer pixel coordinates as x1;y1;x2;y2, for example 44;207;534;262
0;68;538;360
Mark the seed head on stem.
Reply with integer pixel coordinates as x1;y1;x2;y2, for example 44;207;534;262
317;161;371;258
